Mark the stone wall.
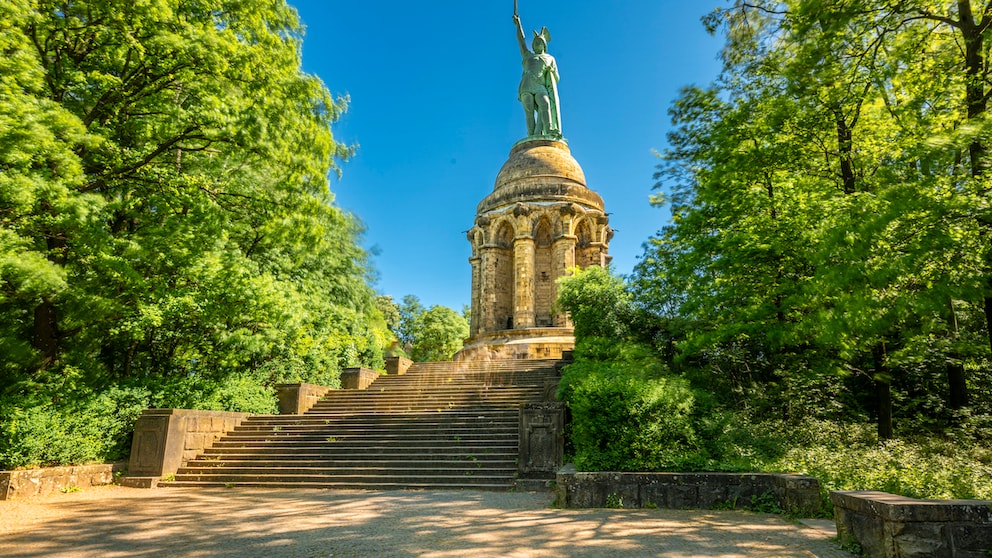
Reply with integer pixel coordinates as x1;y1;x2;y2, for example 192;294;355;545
0;463;125;500
555;466;822;514
123;408;249;486
832;490;992;557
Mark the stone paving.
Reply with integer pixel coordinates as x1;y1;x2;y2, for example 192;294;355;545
0;485;855;557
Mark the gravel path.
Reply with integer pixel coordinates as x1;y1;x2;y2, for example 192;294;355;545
0;486;854;557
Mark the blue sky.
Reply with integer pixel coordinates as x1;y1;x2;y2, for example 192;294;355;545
290;1;726;310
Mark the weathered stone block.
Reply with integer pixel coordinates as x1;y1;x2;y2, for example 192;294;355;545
0;463;125;500
125;409;249;482
384;356;413;376
831;491;992;558
555;467;822;513
518;403;564;478
275;383;332;415
340;367;381;390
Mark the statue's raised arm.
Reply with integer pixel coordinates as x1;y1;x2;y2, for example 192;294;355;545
513;12;562;139
513;14;529;58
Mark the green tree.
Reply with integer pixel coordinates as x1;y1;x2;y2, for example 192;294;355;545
636;0;992;433
0;0;388;467
395;295;468;362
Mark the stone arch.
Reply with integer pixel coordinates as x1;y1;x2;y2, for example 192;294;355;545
574;218;592;247
493;219;515;330
574;218;599;268
533;217;554;326
494;220;515;248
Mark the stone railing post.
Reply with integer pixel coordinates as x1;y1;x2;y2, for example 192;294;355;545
518;402;565;480
340;367;381;390
122;409;249;487
384;356;413;376
275;383;331;415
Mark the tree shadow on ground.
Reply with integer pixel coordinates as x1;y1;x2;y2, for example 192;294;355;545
0;487;850;557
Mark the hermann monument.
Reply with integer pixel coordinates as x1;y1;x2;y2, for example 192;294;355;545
455;6;612;361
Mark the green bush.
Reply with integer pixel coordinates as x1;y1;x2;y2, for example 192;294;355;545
201;374;277;414
561;339;706;471
0;385;150;469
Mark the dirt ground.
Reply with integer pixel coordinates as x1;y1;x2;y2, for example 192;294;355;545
0;485;854;557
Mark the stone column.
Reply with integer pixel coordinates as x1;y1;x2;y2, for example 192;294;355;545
469;254;481;336
478;246;499;333
514;236;536;328
552;235;576;326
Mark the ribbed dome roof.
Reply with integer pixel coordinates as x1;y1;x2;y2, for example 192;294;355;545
494;139;586;189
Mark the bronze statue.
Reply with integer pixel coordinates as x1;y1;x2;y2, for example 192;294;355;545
513;9;561;139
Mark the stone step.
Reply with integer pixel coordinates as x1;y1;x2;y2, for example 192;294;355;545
228;426;516;437
219;431;517;442
171;358;563;491
202;447;518;458
167;473;515;485
184;457;515;468
239;416;518;428
209;439;518;450
312;390;544;401
177;464;516;477
161;480;514;490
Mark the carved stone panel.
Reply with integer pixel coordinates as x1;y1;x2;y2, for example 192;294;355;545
519;402;564;478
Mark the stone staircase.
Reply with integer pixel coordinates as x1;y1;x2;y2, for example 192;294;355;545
163;359;561;490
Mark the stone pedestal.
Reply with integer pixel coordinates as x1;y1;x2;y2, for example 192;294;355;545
832;490;992;557
340;367;381;390
124;408;249;485
519;403;565;478
275;383;331;415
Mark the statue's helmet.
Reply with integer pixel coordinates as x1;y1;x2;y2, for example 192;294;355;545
532;27;551;52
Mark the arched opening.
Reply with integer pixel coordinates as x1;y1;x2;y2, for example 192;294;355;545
534;217;554;326
494;221;515;330
574;219;598;269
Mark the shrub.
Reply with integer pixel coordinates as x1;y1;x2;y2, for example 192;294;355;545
561;340;706;471
0;384;150;469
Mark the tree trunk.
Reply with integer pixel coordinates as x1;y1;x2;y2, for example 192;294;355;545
836;115;857;194
946;358;970;410
957;1;992;355
32;300;59;369
872;343;893;439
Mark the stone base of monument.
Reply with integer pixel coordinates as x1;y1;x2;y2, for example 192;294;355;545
454;328;575;361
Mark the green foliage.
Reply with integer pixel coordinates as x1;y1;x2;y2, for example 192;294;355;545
748;490;783;514
0;0;390;468
632;0;992;438
764;420;992;502
395;295;469;362
605;493;624;509
556;266;634;340
0;385;150;469
560;339;707;472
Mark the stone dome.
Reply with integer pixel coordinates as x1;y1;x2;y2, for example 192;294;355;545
494;139;586;189
478;139;603;214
